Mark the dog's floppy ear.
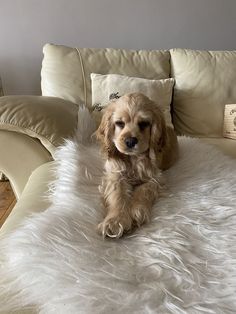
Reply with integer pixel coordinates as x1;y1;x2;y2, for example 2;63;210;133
149;103;167;162
96;104;117;158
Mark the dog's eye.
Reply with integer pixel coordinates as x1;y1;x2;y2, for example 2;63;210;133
138;121;150;131
115;121;125;129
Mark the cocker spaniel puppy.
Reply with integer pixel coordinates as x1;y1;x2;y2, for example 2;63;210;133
96;93;178;238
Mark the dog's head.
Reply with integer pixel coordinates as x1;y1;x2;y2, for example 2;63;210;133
96;93;167;159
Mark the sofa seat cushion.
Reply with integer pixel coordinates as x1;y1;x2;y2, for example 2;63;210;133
170;48;236;137
1;136;235;238
199;137;236;159
41;44;171;107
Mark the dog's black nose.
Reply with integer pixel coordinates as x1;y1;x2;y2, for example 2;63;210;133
125;137;138;148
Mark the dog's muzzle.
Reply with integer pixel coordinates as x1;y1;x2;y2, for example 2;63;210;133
125;137;138;148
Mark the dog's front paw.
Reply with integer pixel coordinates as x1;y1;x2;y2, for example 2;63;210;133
130;205;151;227
97;212;132;239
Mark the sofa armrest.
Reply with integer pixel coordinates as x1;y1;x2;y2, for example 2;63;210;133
0;95;79;158
0;130;52;199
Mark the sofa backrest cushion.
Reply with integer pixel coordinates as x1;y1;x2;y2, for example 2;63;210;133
170;48;236;137
41;44;171;108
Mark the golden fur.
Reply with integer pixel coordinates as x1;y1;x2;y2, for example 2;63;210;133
96;93;178;238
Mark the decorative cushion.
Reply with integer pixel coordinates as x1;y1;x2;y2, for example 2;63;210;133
0;96;78;157
41;44;171;108
223;104;236;140
170;48;236;137
91;73;175;127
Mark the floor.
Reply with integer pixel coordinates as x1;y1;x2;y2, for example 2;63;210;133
0;181;16;228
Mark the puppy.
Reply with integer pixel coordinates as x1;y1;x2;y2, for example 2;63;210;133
96;93;178;238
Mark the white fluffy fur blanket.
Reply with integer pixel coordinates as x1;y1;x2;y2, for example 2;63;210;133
0;108;236;314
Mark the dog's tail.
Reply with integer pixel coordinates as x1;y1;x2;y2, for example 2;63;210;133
75;105;97;144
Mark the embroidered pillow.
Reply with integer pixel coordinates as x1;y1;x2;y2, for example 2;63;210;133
90;73;175;127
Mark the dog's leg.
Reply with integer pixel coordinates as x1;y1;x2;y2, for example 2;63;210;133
98;173;133;238
130;181;159;227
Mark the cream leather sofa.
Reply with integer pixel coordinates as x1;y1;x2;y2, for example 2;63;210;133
0;44;236;236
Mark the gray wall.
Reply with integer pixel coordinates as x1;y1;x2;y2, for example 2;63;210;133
0;0;236;95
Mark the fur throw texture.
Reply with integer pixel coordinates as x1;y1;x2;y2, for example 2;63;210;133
0;108;236;313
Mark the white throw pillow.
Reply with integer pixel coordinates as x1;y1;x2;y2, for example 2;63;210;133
91;73;175;127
